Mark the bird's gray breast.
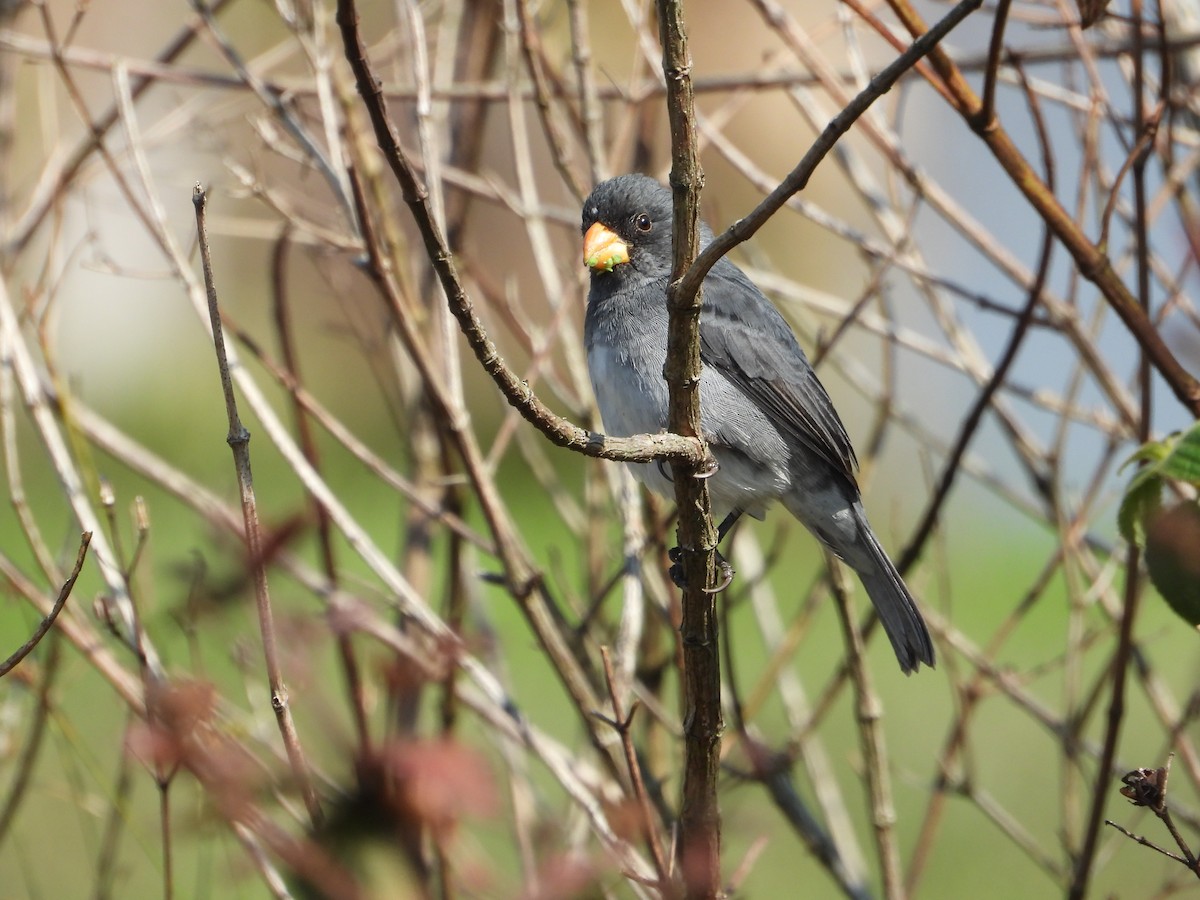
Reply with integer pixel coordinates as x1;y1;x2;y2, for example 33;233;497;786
586;301;793;518
585;284;676;499
587;341;671;439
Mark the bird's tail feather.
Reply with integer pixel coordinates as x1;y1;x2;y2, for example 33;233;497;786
854;525;935;675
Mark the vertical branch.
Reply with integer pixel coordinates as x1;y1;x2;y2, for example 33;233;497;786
973;0;1013;130
1069;1;1153;894
92;709;136;897
192;185;322;830
656;1;723;896
269;230;371;756
158;773;175;900
828;564;903;898
515;0;586;200
599;647;672;889
568;0;608;183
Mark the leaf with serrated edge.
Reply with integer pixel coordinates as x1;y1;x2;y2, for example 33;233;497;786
1158;421;1200;486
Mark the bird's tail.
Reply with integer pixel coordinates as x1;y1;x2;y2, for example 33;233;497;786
853;521;935;675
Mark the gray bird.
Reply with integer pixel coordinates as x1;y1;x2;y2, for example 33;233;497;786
582;174;934;674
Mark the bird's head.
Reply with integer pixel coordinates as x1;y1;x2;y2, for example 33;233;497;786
581;175;676;281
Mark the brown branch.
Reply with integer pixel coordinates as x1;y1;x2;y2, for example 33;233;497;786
1105;819;1193;865
515;0;586;201
336;4;631;782
975;0;1014;130
192;184;323;831
884;0;1200;417
568;0;608;183
677;0;984;304
268;229;373;759
1106;755;1200;877
334;0;703;469
656;2;723;897
93;709;138;897
898;57;1055;576
828;563;903;898
597;647;674;893
0;608;63;844
1070;3;1155;891
0;531;90;678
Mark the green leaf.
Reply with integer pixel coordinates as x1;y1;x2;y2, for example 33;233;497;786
1144;502;1200;629
1118;423;1200;546
1157;421;1200;486
1118;469;1162;547
1121;439;1171;473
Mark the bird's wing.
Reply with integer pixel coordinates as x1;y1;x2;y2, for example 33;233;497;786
699;261;859;482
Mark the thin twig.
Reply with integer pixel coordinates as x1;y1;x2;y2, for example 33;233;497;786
0;275;163;678
598;647;674;892
91;709;137;900
515;0;586;200
1068;1;1154;890
268;228;371;757
677;0;984;303
1104;820;1192;864
975;0;1014;130
0;531;90;677
192;184;323;830
897;56;1056;576
885;0;1200;416
827;562;903;898
0;612;63;844
334;0;703;468
569;0;608;182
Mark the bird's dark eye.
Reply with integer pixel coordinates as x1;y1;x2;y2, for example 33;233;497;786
634;213;652;233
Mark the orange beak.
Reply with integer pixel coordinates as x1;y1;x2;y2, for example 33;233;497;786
583;222;629;273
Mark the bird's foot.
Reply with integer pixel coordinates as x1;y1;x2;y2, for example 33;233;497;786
696;452;721;479
655;453;720;485
668;546;735;593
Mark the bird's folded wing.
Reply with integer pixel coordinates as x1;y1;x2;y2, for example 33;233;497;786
698;263;859;483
